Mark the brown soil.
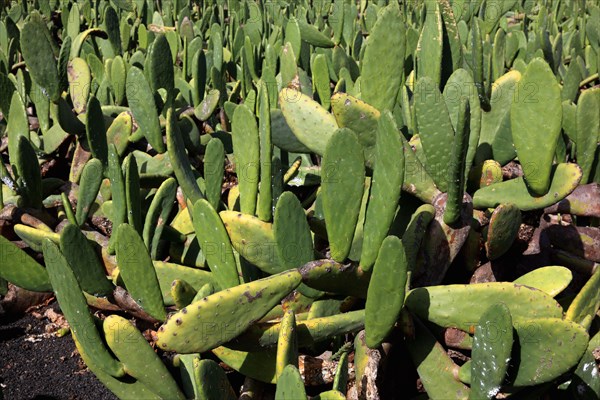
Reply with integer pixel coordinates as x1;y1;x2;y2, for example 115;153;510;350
0;302;116;400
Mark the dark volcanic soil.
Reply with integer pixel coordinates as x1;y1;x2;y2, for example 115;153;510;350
0;303;116;400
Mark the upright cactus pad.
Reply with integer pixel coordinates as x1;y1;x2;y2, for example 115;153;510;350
510;58;562;195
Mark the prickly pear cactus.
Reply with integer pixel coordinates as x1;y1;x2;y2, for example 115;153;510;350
2;1;600;399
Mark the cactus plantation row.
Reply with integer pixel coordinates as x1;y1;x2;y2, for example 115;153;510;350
0;0;599;398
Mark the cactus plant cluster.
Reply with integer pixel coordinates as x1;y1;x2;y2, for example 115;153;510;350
0;0;599;399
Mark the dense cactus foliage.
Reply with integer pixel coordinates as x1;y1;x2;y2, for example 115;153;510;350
0;0;599;399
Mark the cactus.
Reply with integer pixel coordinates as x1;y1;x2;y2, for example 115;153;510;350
104;315;185;399
0;235;51;292
330;93;380;167
416;0;443;87
69;58;92;114
275;364;306;400
565;268;600;330
485;203;521;260
473;163;582;210
192;200;240;289
156;270;302;353
232;104;260;215
405;282;563;330
193;359;237;400
360;4;405;112
510;58;562;195
116;224;166;321
220;210;281;274
276;310;298;379
279;88;338;155
322;129;365;261
76;158;103;226
365;236;408;348
513;266;572;297
470;303;512;399
407;316;470;399
443;97;470;226
142;177;177;259
20;14;60;102
85;96;108;165
576;88;600;183
59;224;113;296
126;66;165;153
154;261;214;306
43;239;125;378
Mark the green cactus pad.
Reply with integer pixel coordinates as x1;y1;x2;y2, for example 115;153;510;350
145;34;174;95
123;154;142;234
565;268;600;329
476;71;521;165
312;54;331;110
270;109;312;153
513;266;572;297
232;104;260;215
509;318;589;386
257;83;273;221
166;107;203;204
13;225;60;253
330;93;380;167
154;261;215;306
333;350;348;394
485;203;521;260
473;163;582;210
192;200;240;290
220;210;281;274
15;136;43;209
7;92;29;173
73;336;159;399
171;279;197;309
194;359;237;400
405;282;563;330
212;346;277;383
416;0;443;87
204;138;225;211
275;364;306;399
116;224;166;321
402;204;436;274
126;66;165;153
313;390;346;400
510;58;562;195
360;4;405;112
279;88;338;155
76;158;103;226
229;310;365;351
406;317;470;399
576;88;600;183
156;270;301;353
68;58;91;114
274;192;313;270
470;303;513;399
321;128;365;261
104;315;185;399
443;97;470;226
106;112;132;157
299;260;370;298
20;17;60;102
59;224;113;296
85;96;108;165
414;76;455;192
43;240;125;378
443;69;481;182
142;177;177;259
401;136;441;203
0;235;51;292
110;56;126;105
297;20;334;48
276;310;298;379
365;236;408;348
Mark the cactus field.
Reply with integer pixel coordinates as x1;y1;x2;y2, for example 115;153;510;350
1;0;600;398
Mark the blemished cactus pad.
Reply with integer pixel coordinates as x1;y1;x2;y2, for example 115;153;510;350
156;270;302;353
